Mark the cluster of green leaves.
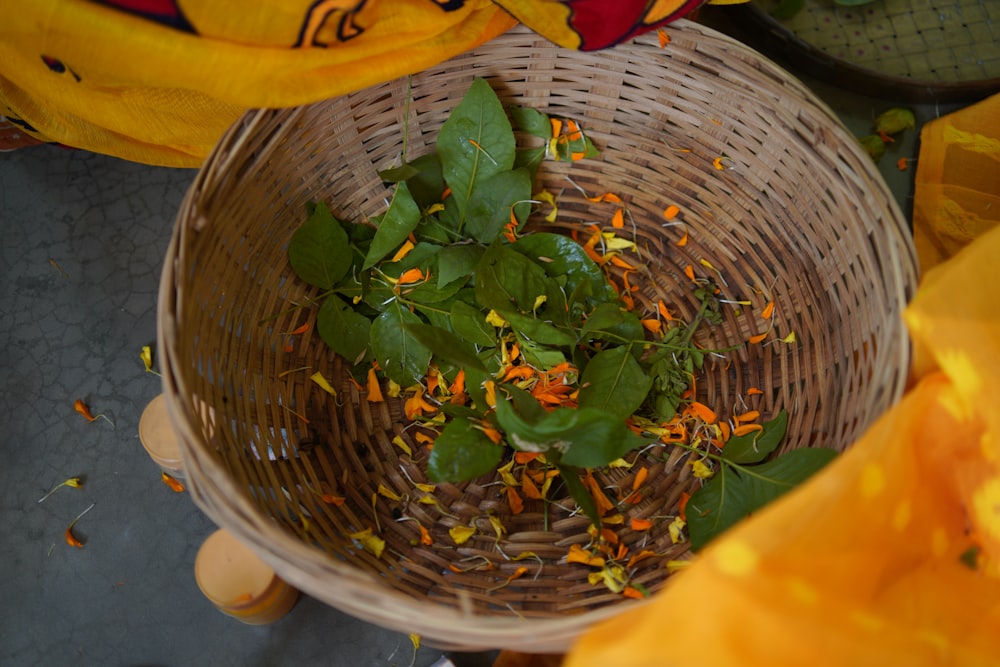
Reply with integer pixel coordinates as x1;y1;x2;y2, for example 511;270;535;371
288;78;710;526
289;77;836;541
686;410;837;549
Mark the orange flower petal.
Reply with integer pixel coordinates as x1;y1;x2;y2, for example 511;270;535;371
611;208;625;228
631;517;654;531
366;368;384;402
687;401;717;424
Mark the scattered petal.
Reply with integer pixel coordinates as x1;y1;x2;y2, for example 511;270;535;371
377;483;403;502
611;208;625;229
668;516;687;544
507;486;525;514
349;528;386;558
760;301;775;319
663;204;680;220
366;368;384;402
631;517;654;531
689;459;714;479
396;267;426;286
687;401;717;424
161;472;186;492
310;371;337;397
65;502;95;548
38;477;84;503
748;333;768;344
449;525;476;545
140;345;159;374
391;435;413;457
678;491;691;522
657;28;670;48
733;423;764;437
567;543;606;567
391;239;415;263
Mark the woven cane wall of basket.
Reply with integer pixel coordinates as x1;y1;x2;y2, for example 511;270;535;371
158;21;918;652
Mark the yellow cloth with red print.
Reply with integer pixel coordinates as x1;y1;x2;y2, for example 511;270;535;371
565;126;1000;663
0;0;707;167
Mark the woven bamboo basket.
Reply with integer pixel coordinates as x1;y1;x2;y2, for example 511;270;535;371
158;21;918;652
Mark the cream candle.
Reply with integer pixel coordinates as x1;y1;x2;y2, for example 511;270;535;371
194;528;300;625
138;394;186;479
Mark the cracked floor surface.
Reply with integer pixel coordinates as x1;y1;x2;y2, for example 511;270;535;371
0;148;481;666
0;24;975;666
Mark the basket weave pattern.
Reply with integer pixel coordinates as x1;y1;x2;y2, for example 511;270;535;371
159;21;917;652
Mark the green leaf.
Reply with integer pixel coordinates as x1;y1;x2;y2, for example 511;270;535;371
437;78;516;223
721;410;788;465
514;147;546;180
579;302;626;338
494;398;643;468
686;464;745;552
363;181;421;269
370;304;432;386
450;300;496;347
437;244;484;287
403;322;487;372
474;242;551;313
859;135;887;163
463;367;490;411
317;295;371;363
873;107;916;134
592;309;644;347
464;168;531;244
501;385;548;423
509;105;551;139
427;418;503;483
577;346;653;420
497;309;576;346
516;336;567;370
511;233;616;304
557;464;601;528
288;201;352;289
402;153;445;210
378;164;420;183
687;448;837;550
557;414;647;469
742;448;837;505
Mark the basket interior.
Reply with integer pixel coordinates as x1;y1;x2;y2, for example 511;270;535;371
160;22;917;650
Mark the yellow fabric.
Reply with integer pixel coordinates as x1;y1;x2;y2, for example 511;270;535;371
566;223;1000;666
0;0;702;167
0;0;515;166
912;93;1000;272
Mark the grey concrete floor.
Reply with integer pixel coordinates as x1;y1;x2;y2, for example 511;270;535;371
0;17;984;667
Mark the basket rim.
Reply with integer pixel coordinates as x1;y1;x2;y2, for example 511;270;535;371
157;18;918;652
